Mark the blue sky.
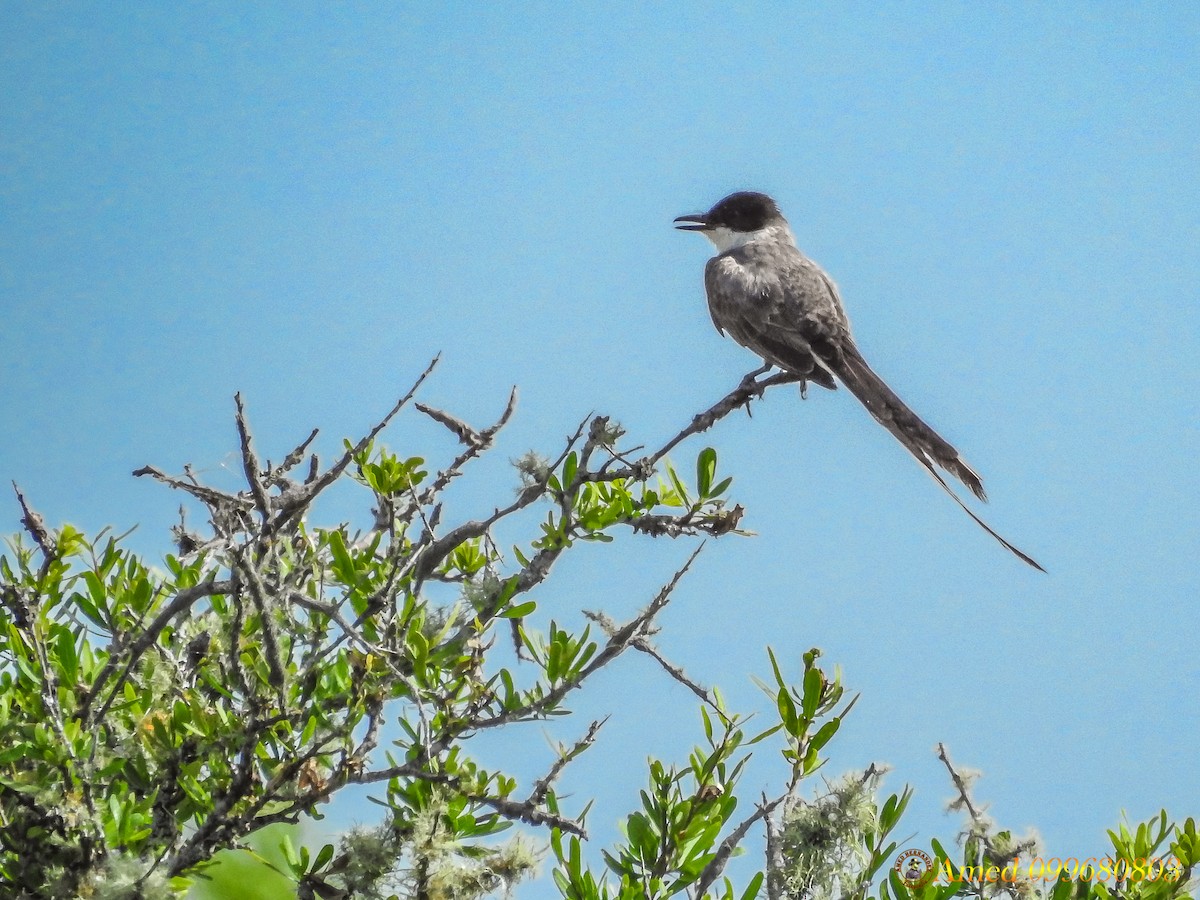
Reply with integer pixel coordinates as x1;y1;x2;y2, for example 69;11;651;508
3;2;1198;893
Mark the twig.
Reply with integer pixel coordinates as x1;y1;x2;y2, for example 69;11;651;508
695;792;790;896
131;465;254;512
415;403;483;447
265;428;320;487
410;413;589;586
418;387;518;504
466;793;587;838
527;717;609;806
11;483;53;560
631;637;722;715
936;743;986;829
234;393;271;524
764;796;784;900
235;555;286;691
641;367;801;469
469;544;704;729
269;355;440;534
629;506;745;538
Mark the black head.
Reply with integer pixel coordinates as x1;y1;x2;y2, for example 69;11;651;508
674;191;784;233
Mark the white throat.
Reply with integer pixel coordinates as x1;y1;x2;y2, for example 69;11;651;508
703;222;794;253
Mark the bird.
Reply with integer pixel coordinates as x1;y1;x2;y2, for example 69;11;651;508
675;190;1043;571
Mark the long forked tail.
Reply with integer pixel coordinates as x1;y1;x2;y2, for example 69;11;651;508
833;342;986;499
830;342;1045;571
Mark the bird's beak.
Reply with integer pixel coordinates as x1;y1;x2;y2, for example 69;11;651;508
673;213;710;232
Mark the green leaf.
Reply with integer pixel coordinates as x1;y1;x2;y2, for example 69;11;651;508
300;714;318;746
696;447;717;497
73;592;107;629
766;647;786;690
802;743;823;775
502;601;537;619
801;666;823;720
776;688;799;735
930;838;951;862
739;870;765;900
312;843;335;873
667;461;690;505
809;717;840;751
547;637;564;682
55;627;78;682
626;813;656;858
889;868;912;900
408;629;429;673
327;529;355;584
746;723;783;745
552;870;571;894
710;476;734;497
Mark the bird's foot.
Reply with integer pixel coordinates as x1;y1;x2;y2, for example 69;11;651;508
739;364;773;389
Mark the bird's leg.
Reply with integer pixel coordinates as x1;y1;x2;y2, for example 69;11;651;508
742;363;773;387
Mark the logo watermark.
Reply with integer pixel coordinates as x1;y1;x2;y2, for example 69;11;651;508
893;849;936;889
893;852;1185;885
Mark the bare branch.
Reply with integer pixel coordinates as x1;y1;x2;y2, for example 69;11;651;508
470;544;704;729
234;393;271;523
937;743;986;828
412;471;547;584
269;354;440;533
527;717;609;807
695;791;789;897
937;741;1033;875
416;402;483;447
131;465;254;518
417;386;518;504
642;366;801;469
11;482;54;559
235;555;286;690
631;638;720;712
265;427;319;487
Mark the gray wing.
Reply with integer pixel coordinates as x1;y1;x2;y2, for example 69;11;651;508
704;255;837;389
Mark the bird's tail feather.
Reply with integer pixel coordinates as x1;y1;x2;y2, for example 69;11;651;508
833;343;987;500
830;343;1044;571
916;453;1045;571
